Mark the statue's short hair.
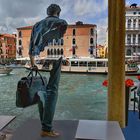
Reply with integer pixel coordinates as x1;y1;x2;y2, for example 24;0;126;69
47;4;61;16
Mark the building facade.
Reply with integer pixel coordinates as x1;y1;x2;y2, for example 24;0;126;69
125;4;140;56
0;34;16;59
96;45;106;58
16;21;97;59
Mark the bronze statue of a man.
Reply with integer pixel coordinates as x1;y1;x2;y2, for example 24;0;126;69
29;4;67;137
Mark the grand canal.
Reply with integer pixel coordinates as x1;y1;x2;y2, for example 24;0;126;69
0;68;137;130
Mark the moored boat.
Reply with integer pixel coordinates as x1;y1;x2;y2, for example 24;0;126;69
0;65;13;75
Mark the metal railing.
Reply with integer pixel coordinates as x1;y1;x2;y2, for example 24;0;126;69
131;86;140;119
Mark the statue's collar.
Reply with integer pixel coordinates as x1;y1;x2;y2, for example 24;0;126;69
47;16;59;18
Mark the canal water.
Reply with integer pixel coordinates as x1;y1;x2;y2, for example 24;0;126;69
0;68;137;130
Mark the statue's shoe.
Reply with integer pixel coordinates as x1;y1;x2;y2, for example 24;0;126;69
40;130;60;137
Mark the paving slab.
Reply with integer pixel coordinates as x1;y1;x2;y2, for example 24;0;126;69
0;116;16;131
75;120;125;140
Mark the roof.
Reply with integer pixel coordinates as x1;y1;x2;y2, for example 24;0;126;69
126;5;140;10
17;24;96;30
0;34;16;38
97;45;104;48
68;24;96;28
17;26;33;30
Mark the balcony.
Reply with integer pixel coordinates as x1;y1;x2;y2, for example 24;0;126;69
126;27;140;31
125;43;140;46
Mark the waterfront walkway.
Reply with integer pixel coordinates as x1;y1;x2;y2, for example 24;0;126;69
0;111;140;140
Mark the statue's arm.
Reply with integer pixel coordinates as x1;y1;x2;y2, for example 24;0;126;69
28;25;36;66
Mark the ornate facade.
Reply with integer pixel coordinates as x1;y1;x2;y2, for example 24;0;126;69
125;4;140;56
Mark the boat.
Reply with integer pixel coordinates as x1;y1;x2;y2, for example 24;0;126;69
0;65;13;75
25;57;139;74
6;64;24;68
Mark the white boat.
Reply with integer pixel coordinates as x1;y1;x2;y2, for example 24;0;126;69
61;58;139;74
25;57;139;75
0;65;13;75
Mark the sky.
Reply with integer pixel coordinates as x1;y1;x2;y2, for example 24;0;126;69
0;0;139;45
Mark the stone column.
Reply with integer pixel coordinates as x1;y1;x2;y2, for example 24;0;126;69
108;0;126;127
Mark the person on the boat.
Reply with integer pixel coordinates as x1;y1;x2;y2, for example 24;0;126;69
29;4;67;137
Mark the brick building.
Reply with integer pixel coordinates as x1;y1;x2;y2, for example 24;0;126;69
0;34;16;59
16;21;97;59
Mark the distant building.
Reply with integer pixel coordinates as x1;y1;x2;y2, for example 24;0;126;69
0;34;16;59
125;4;140;56
16;21;97;59
103;4;140;58
96;45;106;58
104;28;108;58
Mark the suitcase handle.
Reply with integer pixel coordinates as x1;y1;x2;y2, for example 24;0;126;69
27;70;46;87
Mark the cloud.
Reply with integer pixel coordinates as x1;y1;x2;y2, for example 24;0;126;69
97;17;108;45
0;0;43;18
74;0;108;17
0;0;108;44
126;0;131;5
125;0;139;5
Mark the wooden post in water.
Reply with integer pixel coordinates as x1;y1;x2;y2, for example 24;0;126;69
108;0;125;127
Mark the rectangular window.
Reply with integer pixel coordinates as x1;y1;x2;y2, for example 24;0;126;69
97;62;105;67
88;62;96;67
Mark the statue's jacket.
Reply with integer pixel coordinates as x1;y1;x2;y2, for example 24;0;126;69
29;16;68;56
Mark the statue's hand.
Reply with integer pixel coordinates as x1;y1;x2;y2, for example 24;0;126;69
31;65;38;71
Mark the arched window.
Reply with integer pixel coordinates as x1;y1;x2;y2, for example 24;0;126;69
126;49;131;56
61;38;64;46
54;49;56;55
19;31;22;37
72;38;76;45
90;46;93;55
61;49;63;55
138;46;140;53
90;28;94;36
0;42;2;47
0;49;2;54
51;49;53;55
138;19;140;28
19;40;22;46
18;47;22;56
127;34;131;44
90;38;94;45
57;49;60;55
127;19;131;28
73;29;76;36
138;34;140;44
47;49;50;55
133;34;136;44
133;19;136;28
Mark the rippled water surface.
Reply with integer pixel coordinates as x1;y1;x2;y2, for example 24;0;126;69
0;68;111;129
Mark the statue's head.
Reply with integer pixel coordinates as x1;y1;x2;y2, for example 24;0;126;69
47;4;61;17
